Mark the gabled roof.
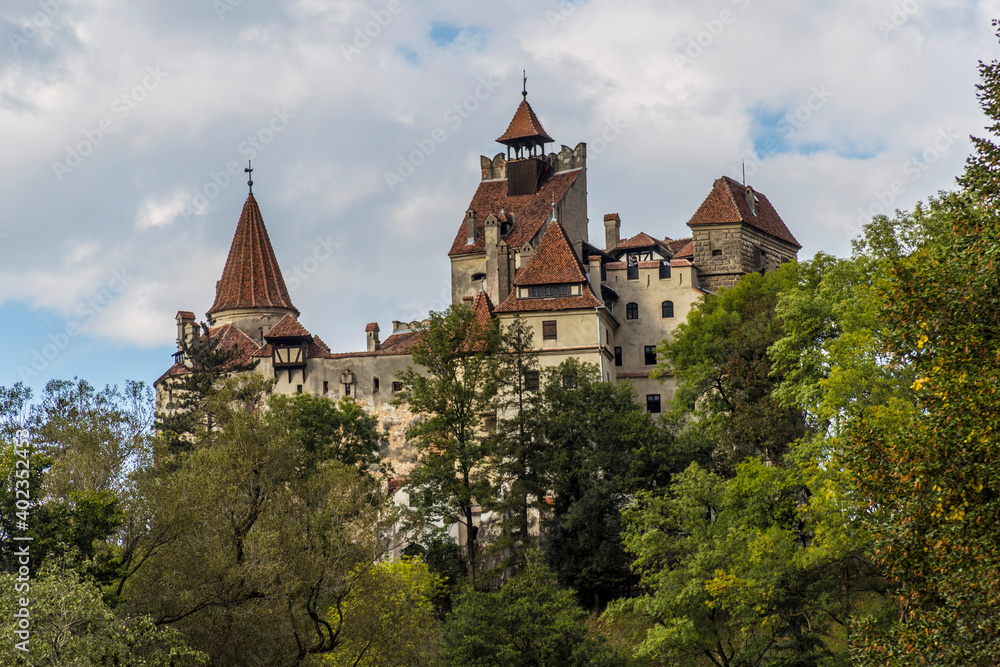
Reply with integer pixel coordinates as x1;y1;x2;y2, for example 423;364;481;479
207;194;299;315
496;97;554;145
615;232;674;256
448;170;580;257
156;323;263;385
265;314;311;339
513;221;587;286
667;238;693;255
687;177;800;248
496;221;604;314
470;291;495;328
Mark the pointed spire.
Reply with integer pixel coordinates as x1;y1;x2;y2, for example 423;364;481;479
496;72;554;153
207;194;299;316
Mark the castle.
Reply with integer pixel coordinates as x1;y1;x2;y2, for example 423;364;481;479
155;86;801;463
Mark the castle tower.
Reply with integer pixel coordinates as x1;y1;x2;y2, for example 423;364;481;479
206;193;299;341
687;177;801;292
448;80;589;308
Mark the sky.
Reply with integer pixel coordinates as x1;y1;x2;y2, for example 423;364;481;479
0;0;997;396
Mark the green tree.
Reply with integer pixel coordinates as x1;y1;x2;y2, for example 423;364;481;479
614;456;883;667
443;553;626;667
485;316;544;566
396;304;500;586
124;374;402;666
316;557;444;666
656;265;806;473
538;359;662;611
155;322;258;455
269;393;385;473
0;561;207;666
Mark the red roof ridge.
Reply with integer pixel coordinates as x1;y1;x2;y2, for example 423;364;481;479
207;194;299;315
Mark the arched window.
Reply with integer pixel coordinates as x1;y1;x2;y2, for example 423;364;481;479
626;302;638;320
662;300;674;318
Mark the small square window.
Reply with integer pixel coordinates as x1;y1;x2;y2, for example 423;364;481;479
646;394;661;413
644;346;657;365
542;320;557;340
296;384;303;394
659;261;671;279
392;381;403;392
626;303;638;320
614;346;623;367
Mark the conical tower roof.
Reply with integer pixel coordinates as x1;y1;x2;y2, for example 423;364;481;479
496;97;554;146
207;194;299;316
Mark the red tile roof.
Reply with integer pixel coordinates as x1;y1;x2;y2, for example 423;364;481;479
667;238;693;255
672;240;694;258
471;291;495;328
448;170;580;257
207;194;299;316
603;213;620;221
513;221;587;286
159;323;264;382
495;292;603;313
177;310;196;320
687;177;800;248
497;224;603;313
266;314;312;338
365;322;379;332
616;232;673;255
496;97;554;145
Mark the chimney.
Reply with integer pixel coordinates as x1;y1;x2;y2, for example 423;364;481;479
588;254;603;299
484;215;499;301
466;209;477;245
366;322;380;352
604;213;621;251
497;240;512;304
175;311;198;357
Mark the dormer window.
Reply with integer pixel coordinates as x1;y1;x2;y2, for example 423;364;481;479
528;285;570;298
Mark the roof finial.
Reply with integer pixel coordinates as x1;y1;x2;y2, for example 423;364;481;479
245;160;254;195
551;196;557;222
522;69;527;98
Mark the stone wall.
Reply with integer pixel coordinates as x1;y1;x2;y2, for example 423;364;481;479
692;223;798;292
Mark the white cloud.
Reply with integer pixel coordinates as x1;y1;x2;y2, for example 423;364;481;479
0;0;996;376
